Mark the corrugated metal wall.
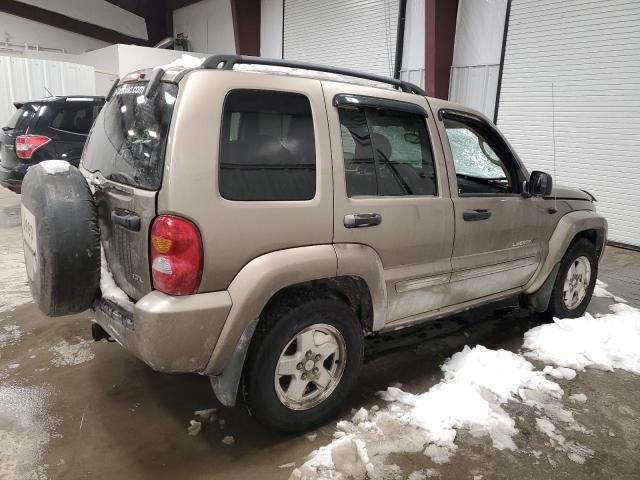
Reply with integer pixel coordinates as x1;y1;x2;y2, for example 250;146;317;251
0;56;96;127
497;0;640;247
283;0;399;77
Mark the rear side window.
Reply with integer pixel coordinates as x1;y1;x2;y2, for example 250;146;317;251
50;103;99;135
219;89;316;201
338;106;436;197
82;82;177;190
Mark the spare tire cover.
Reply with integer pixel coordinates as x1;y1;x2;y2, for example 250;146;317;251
21;161;100;316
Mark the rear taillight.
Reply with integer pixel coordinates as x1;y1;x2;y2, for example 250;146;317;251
15;135;51;159
150;215;203;295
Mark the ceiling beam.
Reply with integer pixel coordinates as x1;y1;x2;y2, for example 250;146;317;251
168;0;204;10
0;0;148;46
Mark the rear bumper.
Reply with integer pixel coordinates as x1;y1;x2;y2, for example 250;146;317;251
0;164;25;193
93;289;232;373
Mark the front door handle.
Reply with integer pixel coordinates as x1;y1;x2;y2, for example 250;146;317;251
344;213;382;228
463;209;491;221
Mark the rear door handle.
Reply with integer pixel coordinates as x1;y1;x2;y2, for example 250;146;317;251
111;209;141;231
344;213;382;228
463;209;491;221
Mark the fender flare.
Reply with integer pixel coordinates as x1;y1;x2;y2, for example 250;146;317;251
204;245;338;376
204;244;388;406
524;210;607;296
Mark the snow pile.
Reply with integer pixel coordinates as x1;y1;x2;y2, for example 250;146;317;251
154;54;205;71
100;246;134;312
524;303;640;374
236;63;395;91
385;346;562;454
292;301;640;479
0;384;55;479
291;346;562;479
593;280;625;303
37;159;70;175
49;337;95;367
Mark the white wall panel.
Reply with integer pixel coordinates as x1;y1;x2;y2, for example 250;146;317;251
173;0;236;54
449;0;507;118
497;0;640;247
284;0;399;77
261;0;284;58
399;0;424;87
0;56;96;127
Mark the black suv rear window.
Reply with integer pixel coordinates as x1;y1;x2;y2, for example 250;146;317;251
82;82;177;190
49;103;101;135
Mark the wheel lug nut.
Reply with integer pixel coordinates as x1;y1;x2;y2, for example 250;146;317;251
313;367;319;373
296;363;303;370
315;354;321;361
306;351;313;358
301;373;308;380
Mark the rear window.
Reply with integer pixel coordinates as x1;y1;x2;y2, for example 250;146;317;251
49;103;101;135
4;106;35;133
82;82;177;190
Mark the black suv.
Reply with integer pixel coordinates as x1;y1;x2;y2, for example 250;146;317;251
0;96;104;193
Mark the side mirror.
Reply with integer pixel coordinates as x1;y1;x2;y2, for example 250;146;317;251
527;170;553;197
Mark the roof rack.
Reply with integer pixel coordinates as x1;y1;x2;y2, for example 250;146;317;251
201;54;425;96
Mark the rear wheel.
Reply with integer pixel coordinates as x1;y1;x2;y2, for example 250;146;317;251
244;298;363;432
546;239;598;319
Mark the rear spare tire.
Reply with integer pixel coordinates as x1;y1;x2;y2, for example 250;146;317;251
21;161;100;316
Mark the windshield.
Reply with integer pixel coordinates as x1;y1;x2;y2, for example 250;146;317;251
82;82;177;190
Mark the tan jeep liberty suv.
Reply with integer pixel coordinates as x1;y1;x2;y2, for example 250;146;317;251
21;55;607;432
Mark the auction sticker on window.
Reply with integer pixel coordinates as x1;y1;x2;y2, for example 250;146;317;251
21;204;38;281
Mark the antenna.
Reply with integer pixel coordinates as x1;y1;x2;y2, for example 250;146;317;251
44;86;53;97
551;82;558;212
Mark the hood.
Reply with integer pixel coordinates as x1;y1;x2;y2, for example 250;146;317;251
551;184;595;202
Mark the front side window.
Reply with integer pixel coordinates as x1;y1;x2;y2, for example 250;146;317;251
444;117;517;195
338;106;436;197
219;89;316;201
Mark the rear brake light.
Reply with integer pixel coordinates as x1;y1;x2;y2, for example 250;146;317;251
150;215;203;295
15;135;51;159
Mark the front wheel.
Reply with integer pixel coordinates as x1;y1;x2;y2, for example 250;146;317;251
546;239;598;319
244;298;364;432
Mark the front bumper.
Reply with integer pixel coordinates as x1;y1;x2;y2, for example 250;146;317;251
94;289;232;373
0;164;26;193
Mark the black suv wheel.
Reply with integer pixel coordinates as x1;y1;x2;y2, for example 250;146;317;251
244;298;364;432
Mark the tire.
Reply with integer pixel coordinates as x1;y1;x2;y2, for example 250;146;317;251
244;297;364;432
546;239;598;319
21;162;101;316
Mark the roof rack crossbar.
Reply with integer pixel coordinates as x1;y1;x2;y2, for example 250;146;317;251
201;54;425;96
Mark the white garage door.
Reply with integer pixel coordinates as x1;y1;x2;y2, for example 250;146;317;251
283;0;399;77
497;0;640;247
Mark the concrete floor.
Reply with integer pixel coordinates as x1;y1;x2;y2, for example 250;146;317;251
1;186;640;479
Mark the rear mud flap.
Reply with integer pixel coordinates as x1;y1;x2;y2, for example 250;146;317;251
209;319;258;407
